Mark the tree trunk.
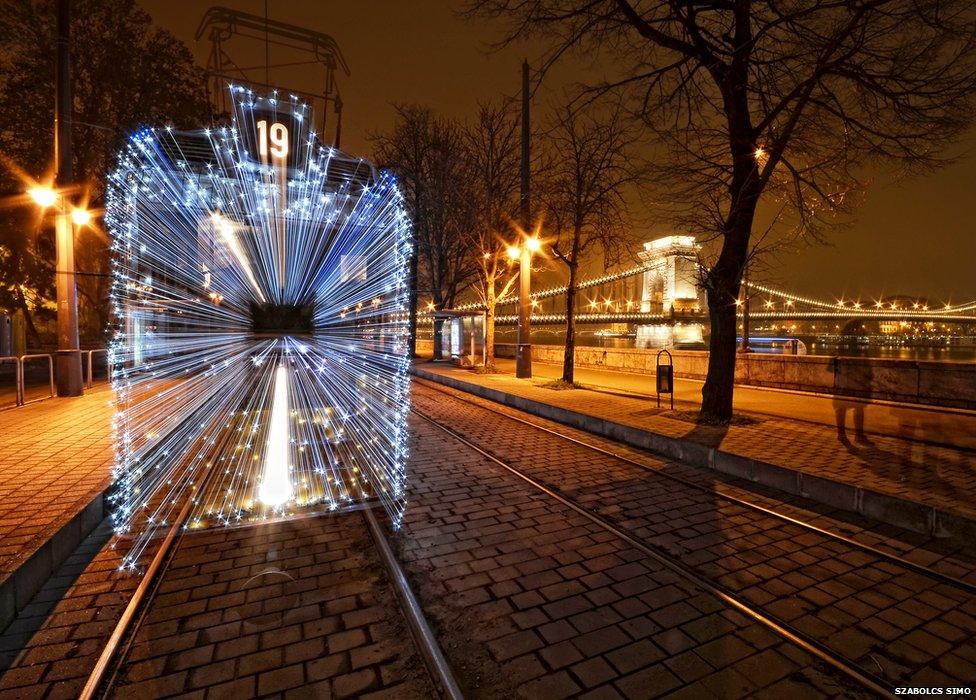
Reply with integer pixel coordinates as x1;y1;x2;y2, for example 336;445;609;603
16;288;41;348
485;285;496;369
563;264;578;383
407;245;418;357
700;280;738;422
700;185;758;422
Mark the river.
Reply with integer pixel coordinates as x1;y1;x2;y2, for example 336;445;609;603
493;326;976;362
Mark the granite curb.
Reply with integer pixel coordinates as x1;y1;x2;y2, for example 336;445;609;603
0;489;108;633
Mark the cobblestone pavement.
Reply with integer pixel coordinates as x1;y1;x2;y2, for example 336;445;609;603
0;386;114;580
0;510;431;700
414;363;976;522
110;511;430;699
409;381;976;693
394;398;869;699
409;379;976;586
2;383;972;698
0;522;135;698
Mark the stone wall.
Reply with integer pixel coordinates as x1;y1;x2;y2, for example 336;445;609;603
492;343;976;409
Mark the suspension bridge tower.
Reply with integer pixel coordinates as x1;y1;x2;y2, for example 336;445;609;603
636;235;705;348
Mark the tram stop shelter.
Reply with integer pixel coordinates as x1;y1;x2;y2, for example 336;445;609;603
432;310;486;368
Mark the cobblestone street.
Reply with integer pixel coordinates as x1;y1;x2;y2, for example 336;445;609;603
1;377;973;698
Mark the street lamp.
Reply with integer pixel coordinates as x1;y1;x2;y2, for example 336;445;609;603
508;235;541;378
28;186;57;208
28;183;89;396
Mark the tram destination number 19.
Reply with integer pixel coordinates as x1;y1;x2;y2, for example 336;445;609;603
257;119;289;160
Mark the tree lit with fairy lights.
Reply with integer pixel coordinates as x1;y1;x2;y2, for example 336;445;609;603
105;87;412;571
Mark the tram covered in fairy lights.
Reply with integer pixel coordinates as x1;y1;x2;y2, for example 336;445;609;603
105;86;412;571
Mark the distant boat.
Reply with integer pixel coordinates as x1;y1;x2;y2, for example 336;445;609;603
738;337;807;355
594;329;636;339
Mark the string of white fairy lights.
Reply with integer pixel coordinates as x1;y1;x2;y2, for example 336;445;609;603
106;88;411;572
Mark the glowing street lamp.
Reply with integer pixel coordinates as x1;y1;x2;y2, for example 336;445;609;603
26;182;91;396
512;235;541;378
28;186;57;208
70;208;92;226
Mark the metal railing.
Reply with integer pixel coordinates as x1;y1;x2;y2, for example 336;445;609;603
1;356;22;406
20;354;55;403
85;349;109;389
0;348;107;407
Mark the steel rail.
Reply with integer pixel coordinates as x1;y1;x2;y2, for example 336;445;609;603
81;499;462;698
79;491;196;699
362;507;464;700
413;378;976;596
412;405;896;700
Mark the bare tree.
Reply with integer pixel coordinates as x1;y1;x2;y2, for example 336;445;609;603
467;0;976;421
373;105;479;358
461;99;522;368
540;104;635;384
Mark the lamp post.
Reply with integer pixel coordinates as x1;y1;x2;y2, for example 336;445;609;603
28;186;86;396
37;0;84;396
508;236;540;379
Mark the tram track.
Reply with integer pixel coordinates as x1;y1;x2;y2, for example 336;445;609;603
77;497;462;699
413;377;976;593
410;379;976;698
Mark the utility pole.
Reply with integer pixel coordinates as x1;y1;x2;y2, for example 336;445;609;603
516;60;532;379
54;0;83;396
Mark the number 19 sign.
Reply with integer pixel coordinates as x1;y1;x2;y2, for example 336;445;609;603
257;119;289;160
232;86;309;172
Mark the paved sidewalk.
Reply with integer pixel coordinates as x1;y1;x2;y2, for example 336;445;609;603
0;386;115;630
414;361;976;539
497;357;976;450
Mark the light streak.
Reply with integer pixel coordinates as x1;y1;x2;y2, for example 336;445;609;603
258;364;293;506
105;88;412;572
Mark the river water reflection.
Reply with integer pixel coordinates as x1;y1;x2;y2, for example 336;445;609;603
494;326;976;362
